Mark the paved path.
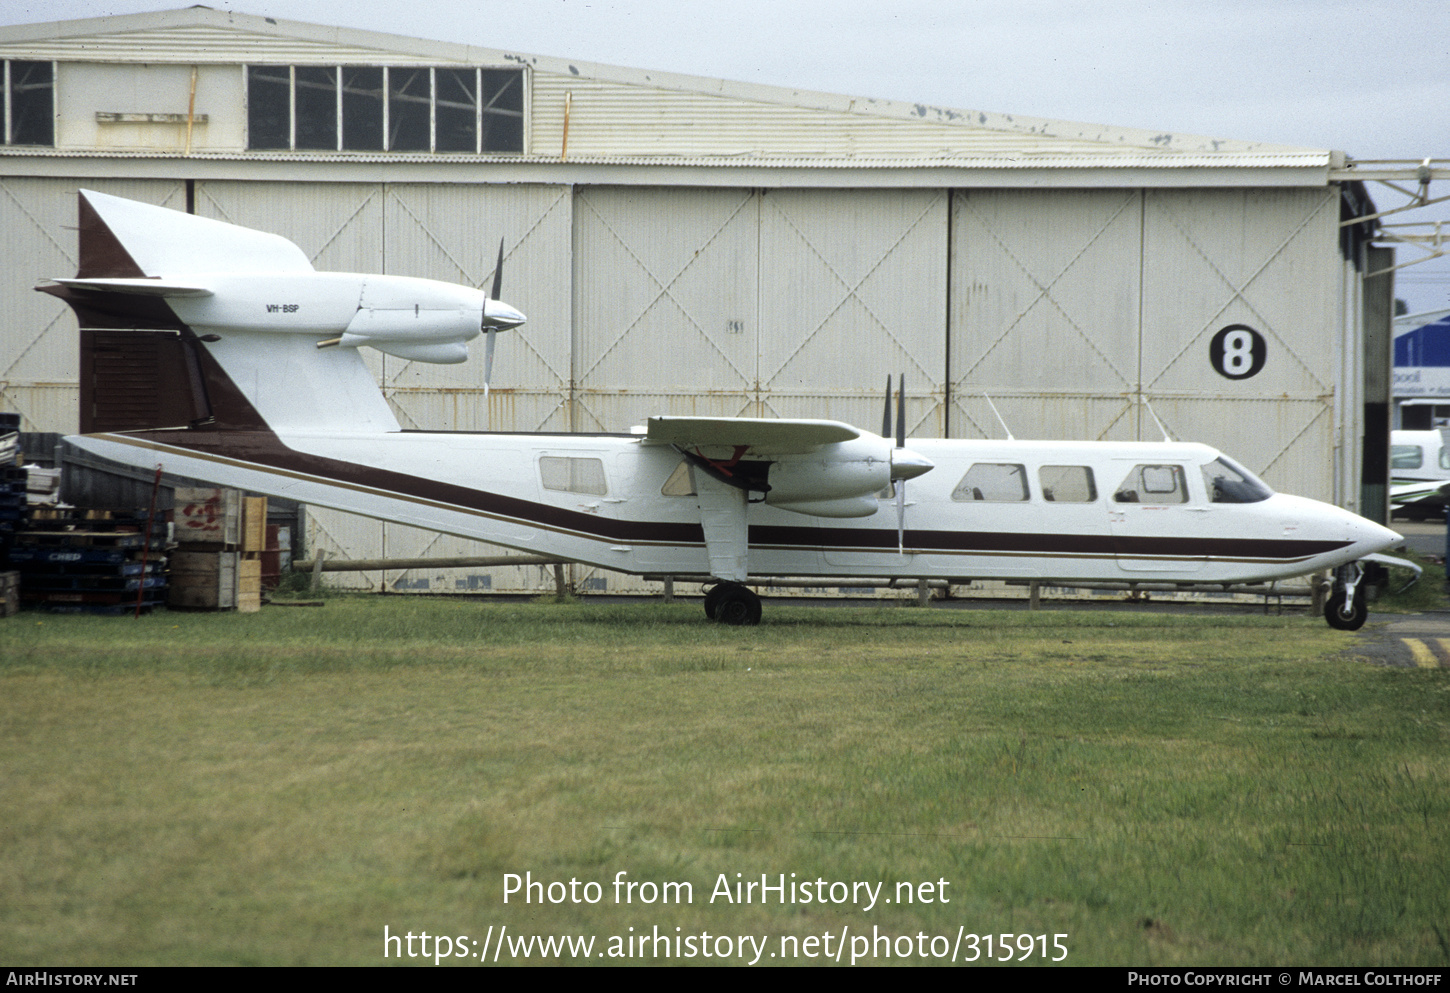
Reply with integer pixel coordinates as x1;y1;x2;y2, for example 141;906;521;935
1355;611;1450;667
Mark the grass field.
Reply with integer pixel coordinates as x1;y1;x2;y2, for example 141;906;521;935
2;594;1447;966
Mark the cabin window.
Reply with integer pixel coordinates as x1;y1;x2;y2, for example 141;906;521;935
952;463;1029;502
246;65;524;153
1114;464;1189;504
4;60;54;147
1391;445;1424;470
540;457;607;496
1201;456;1273;504
1039;465;1097;503
661;461;696;496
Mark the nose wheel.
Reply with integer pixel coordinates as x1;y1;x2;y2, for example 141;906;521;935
1324;563;1368;631
703;582;762;626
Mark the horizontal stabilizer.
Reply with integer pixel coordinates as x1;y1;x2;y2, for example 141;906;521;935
645;416;861;455
48;277;213;298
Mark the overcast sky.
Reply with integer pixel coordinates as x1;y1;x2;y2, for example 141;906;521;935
4;0;1449;310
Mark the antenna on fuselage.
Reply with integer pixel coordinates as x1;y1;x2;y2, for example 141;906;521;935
983;392;1015;441
1142;397;1173;443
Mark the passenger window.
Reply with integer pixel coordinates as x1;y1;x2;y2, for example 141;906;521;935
1114;464;1188;504
1039;465;1097;503
540;456;607;495
952;463;1029;502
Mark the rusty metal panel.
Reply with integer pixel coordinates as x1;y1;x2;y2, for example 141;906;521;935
950;188;1143;441
950;394;1139;444
1140;188;1339;397
1138;188;1341;501
573;186;759;429
759;188;947;431
195;180;384;272
573;186;946;433
381;183;573;432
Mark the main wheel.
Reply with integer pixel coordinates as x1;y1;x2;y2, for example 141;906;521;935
1324;586;1367;631
703;583;728;620
713;585;762;626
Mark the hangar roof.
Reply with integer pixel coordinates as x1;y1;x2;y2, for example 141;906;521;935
0;5;1339;186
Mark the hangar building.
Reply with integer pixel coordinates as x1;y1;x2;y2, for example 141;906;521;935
0;6;1392;593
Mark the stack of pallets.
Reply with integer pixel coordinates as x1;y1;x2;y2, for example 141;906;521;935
9;507;167;615
0;465;26;617
169;488;265;611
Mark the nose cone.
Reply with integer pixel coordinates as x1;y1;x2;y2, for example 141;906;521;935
1356;517;1402;555
1286;494;1401;558
482;298;526;330
890;447;934;482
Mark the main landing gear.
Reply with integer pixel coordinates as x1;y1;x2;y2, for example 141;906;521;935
1324;562;1368;631
704;582;762;626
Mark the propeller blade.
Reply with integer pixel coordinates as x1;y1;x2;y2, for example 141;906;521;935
490;238;504;302
482;327;497;399
882;375;893;438
895;374;906;449
897;482;906;554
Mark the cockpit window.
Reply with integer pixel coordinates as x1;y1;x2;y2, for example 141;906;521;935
1201;456;1273;504
1114;464;1189;504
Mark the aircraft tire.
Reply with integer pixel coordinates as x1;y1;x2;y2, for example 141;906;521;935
1324;586;1367;631
713;585;762;626
703;583;728;620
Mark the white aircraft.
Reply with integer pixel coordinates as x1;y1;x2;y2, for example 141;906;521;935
39;191;1402;630
1390;429;1450;518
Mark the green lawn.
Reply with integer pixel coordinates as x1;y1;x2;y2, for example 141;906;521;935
2;597;1446;965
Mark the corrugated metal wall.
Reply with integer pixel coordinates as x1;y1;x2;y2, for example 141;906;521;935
949;186;1341;503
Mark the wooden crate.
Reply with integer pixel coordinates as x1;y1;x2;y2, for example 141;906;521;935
242;496;267;553
174;487;240;548
168;550;237;609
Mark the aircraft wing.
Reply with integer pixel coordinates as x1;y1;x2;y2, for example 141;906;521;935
644;416;862;455
1390;479;1450;508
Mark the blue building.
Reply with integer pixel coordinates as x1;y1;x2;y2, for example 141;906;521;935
1394;309;1450;428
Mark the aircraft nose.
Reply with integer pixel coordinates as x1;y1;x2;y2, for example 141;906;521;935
482;299;526;330
890;447;934;482
1333;506;1401;556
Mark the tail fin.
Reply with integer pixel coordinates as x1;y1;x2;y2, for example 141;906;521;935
74;189;313;278
39;191;317;435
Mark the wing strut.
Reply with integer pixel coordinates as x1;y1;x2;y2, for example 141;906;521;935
693;472;750;583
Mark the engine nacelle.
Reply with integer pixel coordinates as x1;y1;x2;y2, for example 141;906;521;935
765;439;893;517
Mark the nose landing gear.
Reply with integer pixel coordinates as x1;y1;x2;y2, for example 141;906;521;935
1324;562;1368;631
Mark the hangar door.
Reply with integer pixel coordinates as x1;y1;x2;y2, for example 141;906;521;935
950;187;1342;502
572;186;949;436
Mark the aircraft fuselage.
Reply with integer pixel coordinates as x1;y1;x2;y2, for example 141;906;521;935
68;428;1391;588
